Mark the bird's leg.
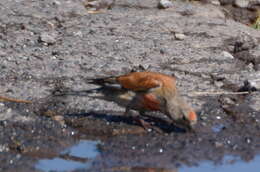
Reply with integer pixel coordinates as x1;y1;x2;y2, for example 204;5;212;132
124;104;151;131
124;99;163;133
134;111;152;130
139;111;163;134
132;110;163;133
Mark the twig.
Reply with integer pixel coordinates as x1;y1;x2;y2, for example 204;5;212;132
191;91;256;96
0;96;32;103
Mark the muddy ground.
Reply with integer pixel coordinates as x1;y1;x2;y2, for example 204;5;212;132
0;0;260;171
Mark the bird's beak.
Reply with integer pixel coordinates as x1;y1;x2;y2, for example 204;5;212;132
173;119;196;132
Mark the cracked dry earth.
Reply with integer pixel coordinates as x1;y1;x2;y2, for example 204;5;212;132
0;0;260;171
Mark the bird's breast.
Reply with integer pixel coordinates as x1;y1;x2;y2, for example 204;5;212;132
141;93;161;111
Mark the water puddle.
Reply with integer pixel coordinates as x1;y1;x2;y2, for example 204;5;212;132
181;155;260;172
35;139;260;172
35;140;100;172
108;155;260;172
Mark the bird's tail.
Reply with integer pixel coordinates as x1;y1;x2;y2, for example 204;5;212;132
85;76;118;86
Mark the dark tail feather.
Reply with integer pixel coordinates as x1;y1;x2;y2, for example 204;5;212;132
85;76;118;86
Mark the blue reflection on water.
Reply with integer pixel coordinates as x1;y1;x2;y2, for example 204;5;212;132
181;155;260;172
35;140;99;172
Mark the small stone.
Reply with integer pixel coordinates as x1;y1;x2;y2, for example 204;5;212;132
198;138;203;142
52;115;65;125
132;146;136;150
214;81;224;88
9;159;13;164
215;142;223;148
175;33;186;40
85;0;115;10
73;31;83;37
201;122;207;126
0;145;9;152
245;137;251;144
39;32;58;44
210;0;221;5
16;154;21;159
222;51;234;59
200;116;207;120
232;144;238;150
158;0;174;9
6;108;12;113
234;0;249;8
216;116;221;119
52;0;61;6
159;148;163;153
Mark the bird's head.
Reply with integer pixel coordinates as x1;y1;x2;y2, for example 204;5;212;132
165;95;197;131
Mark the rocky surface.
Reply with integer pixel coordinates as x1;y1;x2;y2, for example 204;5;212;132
0;0;260;171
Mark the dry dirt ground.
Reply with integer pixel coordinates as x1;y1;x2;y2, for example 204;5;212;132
0;0;260;171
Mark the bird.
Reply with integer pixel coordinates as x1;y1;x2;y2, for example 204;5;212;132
86;71;197;132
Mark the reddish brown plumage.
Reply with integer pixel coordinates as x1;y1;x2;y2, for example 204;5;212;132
141;93;161;111
116;72;176;92
88;71;197;131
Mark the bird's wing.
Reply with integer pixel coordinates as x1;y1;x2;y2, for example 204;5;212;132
86;72;174;92
117;74;162;92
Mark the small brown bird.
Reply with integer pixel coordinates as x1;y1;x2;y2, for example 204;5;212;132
87;71;197;131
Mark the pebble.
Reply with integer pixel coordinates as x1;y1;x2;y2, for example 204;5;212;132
158;0;174;9
175;33;186;40
73;31;83;37
216;116;221;119
52;115;65;125
234;0;249;8
200;116;207;120
214;81;224;88
16;154;21;159
232;144;238;150
52;0;61;6
201;122;207;126
210;0;221;5
222;51;234;59
159;148;163;153
39;32;58;44
6;108;12;113
9;159;13;164
215;142;223;148
0;145;9;152
245;137;251;144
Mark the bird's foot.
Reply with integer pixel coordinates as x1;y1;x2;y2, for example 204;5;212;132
132;117;163;134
